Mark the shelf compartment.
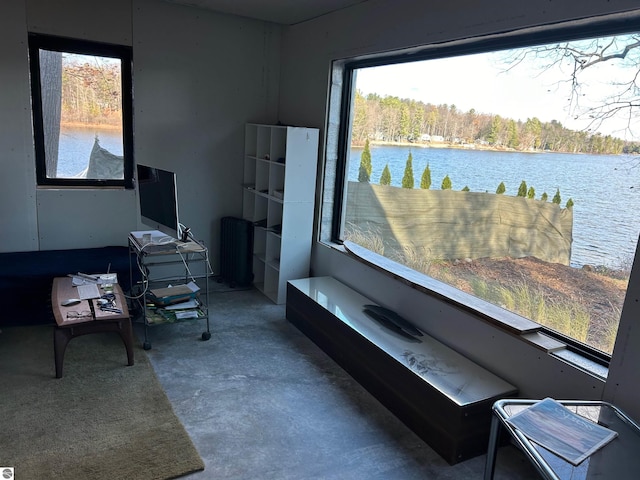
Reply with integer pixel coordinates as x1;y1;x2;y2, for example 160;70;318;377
254;196;268;224
267;199;283;230
269;162;285;197
243;155;256;187
266;259;280;271
253;226;267;259
245;124;258;157
266;232;281;267
270;127;287;164
257;126;271;159
242;191;268;223
255;159;270;193
242;188;255;221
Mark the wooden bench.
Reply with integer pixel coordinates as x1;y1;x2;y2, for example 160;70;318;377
286;276;518;464
51;276;134;378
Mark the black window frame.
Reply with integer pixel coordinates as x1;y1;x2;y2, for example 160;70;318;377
330;14;640;366
28;33;134;189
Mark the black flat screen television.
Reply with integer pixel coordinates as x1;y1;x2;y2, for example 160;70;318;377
136;164;180;240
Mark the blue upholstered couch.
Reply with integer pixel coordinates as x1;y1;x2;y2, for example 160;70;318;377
0;246;137;327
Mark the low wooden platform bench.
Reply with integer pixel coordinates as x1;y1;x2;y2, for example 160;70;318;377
286;276;518;465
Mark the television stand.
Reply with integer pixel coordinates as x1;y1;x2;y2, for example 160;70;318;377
128;231;211;350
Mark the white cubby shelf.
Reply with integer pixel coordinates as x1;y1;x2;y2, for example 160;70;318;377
242;123;319;304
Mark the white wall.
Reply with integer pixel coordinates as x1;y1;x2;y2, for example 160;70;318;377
132;0;281;264
1;0;39;252
278;0;640;419
1;0;280;267
26;0;137;251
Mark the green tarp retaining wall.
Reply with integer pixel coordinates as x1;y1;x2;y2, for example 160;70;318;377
345;182;573;265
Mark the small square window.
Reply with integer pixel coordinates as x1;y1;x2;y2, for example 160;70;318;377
28;34;134;188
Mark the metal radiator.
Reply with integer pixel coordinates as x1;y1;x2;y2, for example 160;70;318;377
219;216;253;287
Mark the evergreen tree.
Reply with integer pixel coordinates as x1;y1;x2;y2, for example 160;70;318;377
420;163;432;189
541;192;548;202
441;175;452;190
517;180;527;197
358;139;372;183
552;188;562;205
358;164;369;183
527;186;535;199
496;182;506;194
507;119;520;148
524;117;543;150
399;104;410;141
380;164;391;185
487;115;502;145
411;105;424;141
351;90;368;143
462;185;470;191
402;152;414;189
566;198;574;209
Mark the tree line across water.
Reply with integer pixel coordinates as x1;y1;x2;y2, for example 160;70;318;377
351;91;640;155
357;139;574;209
60;60;122;127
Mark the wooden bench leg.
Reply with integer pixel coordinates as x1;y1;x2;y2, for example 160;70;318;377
118;319;135;366
54;319;134;378
53;326;72;379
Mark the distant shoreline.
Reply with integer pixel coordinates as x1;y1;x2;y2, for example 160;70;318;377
353;140;638;156
61;122;121;131
352;139;546;154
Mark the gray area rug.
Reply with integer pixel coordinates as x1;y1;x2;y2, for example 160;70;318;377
0;326;205;479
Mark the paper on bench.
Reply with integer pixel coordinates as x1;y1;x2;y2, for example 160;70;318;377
76;283;101;300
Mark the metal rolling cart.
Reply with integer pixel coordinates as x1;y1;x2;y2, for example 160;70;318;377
128;231;211;350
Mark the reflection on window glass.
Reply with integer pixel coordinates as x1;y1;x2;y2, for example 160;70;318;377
39;50;124;180
341;33;640;355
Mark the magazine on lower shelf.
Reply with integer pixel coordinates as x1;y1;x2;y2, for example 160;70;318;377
506;397;618;466
146;306;205;325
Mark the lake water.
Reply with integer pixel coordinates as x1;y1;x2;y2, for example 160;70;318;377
349;144;640;268
58;127;123;177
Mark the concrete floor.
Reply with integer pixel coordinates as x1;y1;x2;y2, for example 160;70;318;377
136;285;540;480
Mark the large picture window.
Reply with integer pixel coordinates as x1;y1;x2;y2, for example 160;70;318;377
28;34;134;188
327;18;640;361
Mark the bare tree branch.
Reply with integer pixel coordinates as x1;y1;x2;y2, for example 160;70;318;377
497;34;640;137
